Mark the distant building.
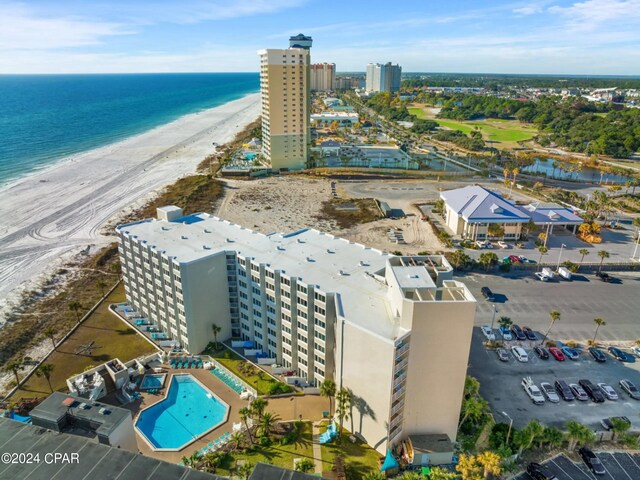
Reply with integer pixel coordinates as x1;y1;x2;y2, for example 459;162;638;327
29;391;137;451
335;76;362;91
311;112;359;126
366;62;402;93
258;34;313;171
310;63;336;91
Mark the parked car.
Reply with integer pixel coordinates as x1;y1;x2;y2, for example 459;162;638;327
561;346;579;360
534;346;549;360
601;416;630;431
579;447;606;476
534;271;551;282
497;241;508;249
632;346;640;358
511;346;529;362
596;271;612;282
476;240;492;249
554;379;575;401
522;377;545;404
480;286;495;301
597;383;619;400
540;382;560;403
569;383;589;401
499;326;513;341
481;325;495;341
496;348;510;362
511;324;527;341
519;256;536;264
620;379;640;400
549;347;566;361
609;346;634;362
589;347;606;363
522;327;537;341
579;379;606;402
508;255;522;263
526;463;558;480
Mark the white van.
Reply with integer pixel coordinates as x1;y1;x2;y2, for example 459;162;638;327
557;266;572;280
511;346;529;362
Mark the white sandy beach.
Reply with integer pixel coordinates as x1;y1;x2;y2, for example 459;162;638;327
0;92;260;323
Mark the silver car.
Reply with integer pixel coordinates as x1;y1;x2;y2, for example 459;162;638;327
540;382;560;403
597;383;619;400
570;383;589;401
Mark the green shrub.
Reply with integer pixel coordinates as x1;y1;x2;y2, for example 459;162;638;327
259;436;272;447
562;260;579;273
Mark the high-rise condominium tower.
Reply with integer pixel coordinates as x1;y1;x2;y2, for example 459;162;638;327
365;62;402;93
258;34;312;171
310;63;336;91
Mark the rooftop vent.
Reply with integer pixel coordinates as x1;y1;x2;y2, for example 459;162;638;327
98;407;110;415
203;245;211;250
78;402;90;410
339;270;348;276
359;260;369;267
306;257;315;262
327;249;335;254
181;235;188;240
226;238;235;243
277;246;286;251
297;239;305;244
204;229;211;233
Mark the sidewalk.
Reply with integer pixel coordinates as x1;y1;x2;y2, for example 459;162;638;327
312;422;323;474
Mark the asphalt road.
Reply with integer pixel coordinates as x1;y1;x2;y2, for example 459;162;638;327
457;271;640;341
512;452;640;480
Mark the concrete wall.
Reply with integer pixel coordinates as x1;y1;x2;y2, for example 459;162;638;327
338;319;395;453
401;299;476;442
108;415;138;451
181;253;232;354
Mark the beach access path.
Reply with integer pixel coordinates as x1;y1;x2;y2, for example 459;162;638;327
0;93;260;322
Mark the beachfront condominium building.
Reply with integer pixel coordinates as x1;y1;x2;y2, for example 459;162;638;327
310;63;336;91
116;206;477;454
258;34;312;171
366;62;402;93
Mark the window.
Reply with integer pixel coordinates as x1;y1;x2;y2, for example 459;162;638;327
297;284;307;294
297;309;308;319
297;298;307;307
297;321;308;331
314;305;325;316
281;301;291;311
314;318;326;329
253;309;262;318
314;331;326;341
281;277;291;286
252;298;261;307
314;354;325;365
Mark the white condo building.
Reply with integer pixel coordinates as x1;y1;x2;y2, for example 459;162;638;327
366;62;402;93
116;206;477;453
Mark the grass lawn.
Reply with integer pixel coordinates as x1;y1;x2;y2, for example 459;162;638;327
211;349;291;396
320;428;382;480
408;105;536;147
215;422;315;475
11;284;157;402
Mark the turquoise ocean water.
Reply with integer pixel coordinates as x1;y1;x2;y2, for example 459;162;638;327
0;73;259;186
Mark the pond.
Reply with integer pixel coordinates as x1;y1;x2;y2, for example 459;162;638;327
522;158;634;184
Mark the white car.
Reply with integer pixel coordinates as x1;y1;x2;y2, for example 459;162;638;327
500;327;513;341
481;325;495;341
497;241;508;249
597;383;619;400
511;346;529;362
540;382;560;403
475;240;490;249
534;272;551;282
522;377;545;405
632;347;640;358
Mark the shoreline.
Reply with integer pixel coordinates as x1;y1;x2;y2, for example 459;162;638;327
0;92;261;322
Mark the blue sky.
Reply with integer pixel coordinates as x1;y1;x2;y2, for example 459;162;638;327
1;0;639;74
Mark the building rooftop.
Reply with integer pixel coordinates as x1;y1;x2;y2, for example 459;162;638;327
118;212;473;342
29;391;131;438
0;417;219;480
517;203;583;224
409;433;454;453
440;185;530;223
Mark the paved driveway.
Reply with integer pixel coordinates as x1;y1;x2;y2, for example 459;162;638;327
512;452;640;480
458;271;640;341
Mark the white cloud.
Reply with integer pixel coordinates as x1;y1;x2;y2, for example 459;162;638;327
548;0;640;30
0;3;133;50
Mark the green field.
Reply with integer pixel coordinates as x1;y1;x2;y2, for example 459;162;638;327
408;105;537;147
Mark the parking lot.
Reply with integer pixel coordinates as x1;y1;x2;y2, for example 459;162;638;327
468;326;640;430
512;452;640;480
459;271;640;341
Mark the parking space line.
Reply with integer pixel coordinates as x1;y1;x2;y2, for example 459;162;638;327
550;458;594;480
595;453;625;480
608;453;634;480
626;452;640;470
617;452;640;478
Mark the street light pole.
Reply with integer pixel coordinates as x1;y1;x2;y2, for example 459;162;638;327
502;411;513;444
556;243;567;271
490;304;498;330
632;232;640;261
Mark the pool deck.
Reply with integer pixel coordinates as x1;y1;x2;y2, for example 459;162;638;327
117;364;326;464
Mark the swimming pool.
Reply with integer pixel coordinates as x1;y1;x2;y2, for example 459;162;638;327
140;373;166;390
135;374;229;450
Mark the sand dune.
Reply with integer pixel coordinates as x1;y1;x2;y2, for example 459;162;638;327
0;93;260;323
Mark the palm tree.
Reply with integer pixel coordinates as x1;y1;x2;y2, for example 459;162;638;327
487;223;505;240
427;467;457;480
578;248;589;269
592;318;606;343
43;326;58;350
239;407;254;445
537;245;548;270
3;361;22;384
538;231;548;247
565;420;595;450
464;375;480;398
610;417;631;441
455;453;482;480
477;450;502;479
509;167;520;198
229;431;244;451
519;420;544;454
542;310;561;344
258;411;280;438
236;461;254;480
211;323;222;350
335;388;352;439
498;316;512;333
320;379;336;416
597;250;610;272
68;301;83;324
250;398;268;419
36;363;55;392
540;426;564;449
458;396;488;427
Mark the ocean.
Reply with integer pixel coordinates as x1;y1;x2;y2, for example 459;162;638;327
0;73;259;186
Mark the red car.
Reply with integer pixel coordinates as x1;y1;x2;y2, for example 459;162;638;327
549;347;566;361
508;255;522;263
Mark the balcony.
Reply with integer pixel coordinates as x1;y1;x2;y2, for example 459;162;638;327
391;388;405;403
